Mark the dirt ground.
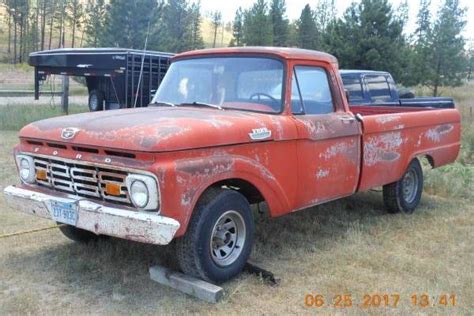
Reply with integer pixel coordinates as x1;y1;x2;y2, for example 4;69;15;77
0;129;472;315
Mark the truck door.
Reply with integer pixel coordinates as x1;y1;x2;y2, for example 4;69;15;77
291;65;362;210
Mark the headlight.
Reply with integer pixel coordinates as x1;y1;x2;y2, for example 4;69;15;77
16;155;36;184
126;174;159;210
130;180;149;208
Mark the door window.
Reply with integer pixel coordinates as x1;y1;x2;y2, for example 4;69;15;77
293;66;334;114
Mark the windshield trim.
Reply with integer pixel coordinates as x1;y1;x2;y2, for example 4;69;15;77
154;54;287;115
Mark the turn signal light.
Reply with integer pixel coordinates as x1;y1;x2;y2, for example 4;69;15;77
105;182;121;196
36;169;48;181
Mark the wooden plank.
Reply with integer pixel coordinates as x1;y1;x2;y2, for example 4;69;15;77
149;265;224;303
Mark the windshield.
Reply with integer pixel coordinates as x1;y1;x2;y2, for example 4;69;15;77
152;57;284;113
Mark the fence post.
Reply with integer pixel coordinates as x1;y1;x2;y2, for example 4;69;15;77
61;75;69;115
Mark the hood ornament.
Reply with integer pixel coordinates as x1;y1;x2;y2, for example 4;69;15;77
61;127;80;140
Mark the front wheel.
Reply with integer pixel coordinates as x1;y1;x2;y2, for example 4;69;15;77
383;158;423;214
176;188;254;284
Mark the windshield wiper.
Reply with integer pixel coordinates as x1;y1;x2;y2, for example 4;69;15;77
178;101;223;110
149;101;176;107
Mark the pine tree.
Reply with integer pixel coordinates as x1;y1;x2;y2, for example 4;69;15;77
427;0;467;96
412;0;433;86
242;0;273;46
84;0;106;47
270;0;288;46
314;0;336;32
68;0;84;48
297;4;318;50
210;11;222;48
157;0;196;52
101;0;158;49
189;1;204;50
230;7;244;47
325;0;409;84
55;0;68;48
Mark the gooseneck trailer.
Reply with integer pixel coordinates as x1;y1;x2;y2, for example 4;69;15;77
29;48;173;111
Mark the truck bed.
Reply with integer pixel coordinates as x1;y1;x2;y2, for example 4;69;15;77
350;105;461;192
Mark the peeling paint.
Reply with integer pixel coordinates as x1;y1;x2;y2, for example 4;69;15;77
316;168;330;179
319;140;358;162
425;124;454;143
375;115;401;124
364;132;403;166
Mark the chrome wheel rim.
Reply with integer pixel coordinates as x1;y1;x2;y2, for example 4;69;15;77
210;210;246;267
402;169;418;203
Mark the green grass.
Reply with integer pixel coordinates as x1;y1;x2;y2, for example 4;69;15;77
420;84;474;201
0;104;88;131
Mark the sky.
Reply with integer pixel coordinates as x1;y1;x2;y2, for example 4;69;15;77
197;0;473;41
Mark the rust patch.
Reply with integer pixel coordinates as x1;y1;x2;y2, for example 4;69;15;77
175;157;235;207
319;139;359;163
375;115;401;124
425;124;454;143
316;168;330;179
364;132;402;166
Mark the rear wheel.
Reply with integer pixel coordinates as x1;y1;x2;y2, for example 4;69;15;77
383;158;423;214
58;224;100;243
88;90;104;112
176;188;254;284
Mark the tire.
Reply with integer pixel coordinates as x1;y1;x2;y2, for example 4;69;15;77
58;224;100;243
383;158;423;214
88;90;104;112
176;188;254;284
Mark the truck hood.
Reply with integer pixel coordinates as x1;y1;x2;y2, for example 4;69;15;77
19;107;283;152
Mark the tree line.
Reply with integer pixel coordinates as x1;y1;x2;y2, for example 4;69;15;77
231;0;470;95
1;0;471;95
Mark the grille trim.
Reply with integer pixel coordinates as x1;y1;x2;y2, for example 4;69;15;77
31;155;132;205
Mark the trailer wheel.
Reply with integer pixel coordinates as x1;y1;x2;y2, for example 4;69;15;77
58;224;101;243
383;158;423;214
88;90;104;111
176;188;254;284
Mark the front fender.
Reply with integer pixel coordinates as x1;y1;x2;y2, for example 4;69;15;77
153;154;291;237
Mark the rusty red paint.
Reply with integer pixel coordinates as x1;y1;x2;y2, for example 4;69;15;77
9;47;461;241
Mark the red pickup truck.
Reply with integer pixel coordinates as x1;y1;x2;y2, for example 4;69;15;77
4;47;461;283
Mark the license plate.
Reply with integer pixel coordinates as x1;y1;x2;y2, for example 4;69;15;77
50;200;78;226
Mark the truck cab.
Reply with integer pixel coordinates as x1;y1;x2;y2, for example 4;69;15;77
340;69;455;108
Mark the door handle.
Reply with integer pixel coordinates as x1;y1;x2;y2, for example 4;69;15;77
340;116;356;123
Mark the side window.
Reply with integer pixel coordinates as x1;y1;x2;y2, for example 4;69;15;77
366;75;391;101
293;66;334;115
341;76;364;101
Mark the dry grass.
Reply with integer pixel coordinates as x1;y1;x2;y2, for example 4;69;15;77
0;85;473;314
0;104;88;131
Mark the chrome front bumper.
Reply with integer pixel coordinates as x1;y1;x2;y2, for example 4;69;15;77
3;185;180;245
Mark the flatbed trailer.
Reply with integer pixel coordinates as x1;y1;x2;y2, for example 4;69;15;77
29;48;173;111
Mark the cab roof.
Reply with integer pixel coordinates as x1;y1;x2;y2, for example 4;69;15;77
174;47;338;63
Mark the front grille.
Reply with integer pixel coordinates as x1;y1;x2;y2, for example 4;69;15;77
33;156;131;205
